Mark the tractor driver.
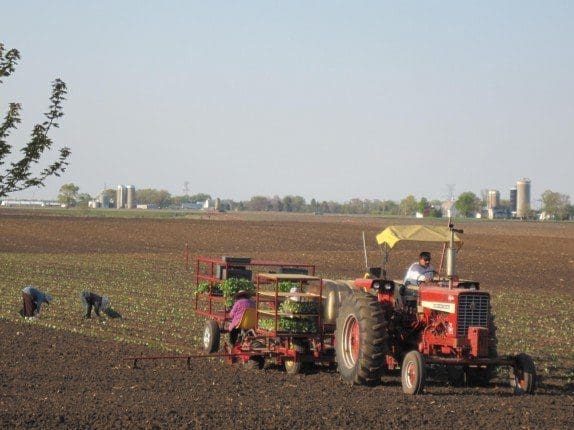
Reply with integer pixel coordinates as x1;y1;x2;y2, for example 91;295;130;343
403;251;436;285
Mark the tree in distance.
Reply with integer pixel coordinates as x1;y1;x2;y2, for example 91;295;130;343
58;183;79;207
0;43;71;198
540;190;571;220
417;197;429;214
101;189;116;207
189;193;211;203
77;192;92;208
455;191;482;217
137;188;172;208
246;195;272;211
400;195;418;216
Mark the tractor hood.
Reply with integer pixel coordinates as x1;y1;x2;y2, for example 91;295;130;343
376;225;463;249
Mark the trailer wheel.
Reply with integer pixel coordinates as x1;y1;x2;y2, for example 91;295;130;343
243;356;265;370
203;319;220;353
284;340;306;375
335;290;388;386
284;359;302;374
401;350;426;395
510;353;536;395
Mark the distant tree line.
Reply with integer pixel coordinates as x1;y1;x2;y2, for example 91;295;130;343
57;185;445;216
55;184;573;220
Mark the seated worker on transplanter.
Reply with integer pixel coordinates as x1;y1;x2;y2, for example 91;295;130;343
403;251;436;285
19;286;52;318
80;291;110;318
227;290;255;345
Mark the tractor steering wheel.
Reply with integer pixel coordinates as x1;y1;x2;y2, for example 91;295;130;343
416;271;438;284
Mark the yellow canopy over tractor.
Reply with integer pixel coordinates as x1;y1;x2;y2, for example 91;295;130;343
376;225;463;249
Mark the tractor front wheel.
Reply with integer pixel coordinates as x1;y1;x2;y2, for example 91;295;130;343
203;319;220;353
510;353;536;395
335;290;388;386
401;350;426;395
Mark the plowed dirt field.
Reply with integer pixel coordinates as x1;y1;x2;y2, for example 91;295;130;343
1;210;573;429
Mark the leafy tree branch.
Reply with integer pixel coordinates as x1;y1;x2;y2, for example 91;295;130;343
0;43;71;197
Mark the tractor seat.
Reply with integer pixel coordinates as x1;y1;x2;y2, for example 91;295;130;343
238;308;257;331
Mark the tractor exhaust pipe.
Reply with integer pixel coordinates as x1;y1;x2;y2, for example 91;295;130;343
446;246;456;279
447;220;463;288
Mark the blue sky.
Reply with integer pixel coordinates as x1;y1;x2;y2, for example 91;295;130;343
2;1;572;205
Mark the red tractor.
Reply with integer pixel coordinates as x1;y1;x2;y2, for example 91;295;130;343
334;223;537;395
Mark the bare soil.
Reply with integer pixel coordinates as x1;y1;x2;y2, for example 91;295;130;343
1;210;573;428
1;319;573;429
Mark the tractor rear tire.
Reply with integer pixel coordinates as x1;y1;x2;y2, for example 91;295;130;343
510;353;536;395
203;319;220;353
401;350;426;395
335;290;388;386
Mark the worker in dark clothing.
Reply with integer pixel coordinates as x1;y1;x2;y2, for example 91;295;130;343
20;286;52;318
80;291;110;318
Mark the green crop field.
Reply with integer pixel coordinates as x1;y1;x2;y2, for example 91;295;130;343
1;210;572;385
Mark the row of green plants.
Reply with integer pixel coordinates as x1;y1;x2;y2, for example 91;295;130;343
259;317;317;333
261;298;320;333
195;278;320;332
195;280;305;306
267;281;319;333
280;300;319;315
195;278;255;306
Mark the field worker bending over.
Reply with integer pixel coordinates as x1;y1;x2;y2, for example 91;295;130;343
80;291;110;318
228;290;255;345
403;251;436;285
20;286;52;318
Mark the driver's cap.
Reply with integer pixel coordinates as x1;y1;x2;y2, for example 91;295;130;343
419;251;431;260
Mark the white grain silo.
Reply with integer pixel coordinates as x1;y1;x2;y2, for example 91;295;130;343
516;179;531;219
487;190;500;210
214;197;221;211
486;190;500;219
126;185;137;209
116;185;127;209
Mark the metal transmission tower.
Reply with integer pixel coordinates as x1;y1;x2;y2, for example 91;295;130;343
445;184;455;202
